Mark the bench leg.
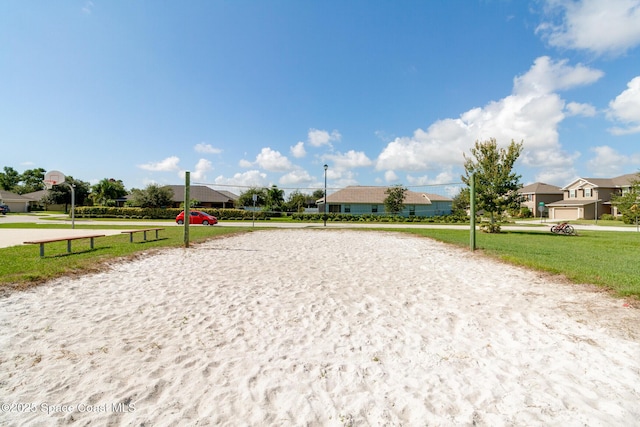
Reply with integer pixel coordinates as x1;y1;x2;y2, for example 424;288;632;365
143;230;148;241
155;229;159;240
90;237;95;249
67;240;72;253
40;243;45;257
129;233;134;243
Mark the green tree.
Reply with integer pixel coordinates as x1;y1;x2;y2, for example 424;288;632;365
451;188;470;216
15;168;46;194
238;187;267;208
611;173;640;224
90;178;127;206
384;185;407;215
0;167;20;191
312;189;325;206
462;138;524;232
127;184;174;208
42;177;91;212
264;185;285;213
286;190;309;213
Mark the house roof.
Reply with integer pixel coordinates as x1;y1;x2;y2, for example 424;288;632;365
518;182;562;194
320;186;451;204
0;190;31;202
216;190;239;201
561;173;639;190
165;185;238;203
20;189;49;201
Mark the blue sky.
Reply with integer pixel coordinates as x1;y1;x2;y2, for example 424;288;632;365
2;0;639;196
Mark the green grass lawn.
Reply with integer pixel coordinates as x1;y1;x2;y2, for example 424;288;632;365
1;223;639;300
401;228;640;299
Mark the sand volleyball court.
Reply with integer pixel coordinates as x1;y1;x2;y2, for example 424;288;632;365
1;229;639;426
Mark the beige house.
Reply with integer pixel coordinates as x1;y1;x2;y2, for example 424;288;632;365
0;190;30;213
547;173;638;220
518;182;563;218
318;186;452;217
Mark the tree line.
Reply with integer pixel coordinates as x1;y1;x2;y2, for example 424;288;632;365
0;166;174;209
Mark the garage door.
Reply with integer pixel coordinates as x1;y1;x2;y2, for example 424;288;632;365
552;208;579;220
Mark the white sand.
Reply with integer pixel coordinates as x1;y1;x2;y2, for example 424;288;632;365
1;229;639;426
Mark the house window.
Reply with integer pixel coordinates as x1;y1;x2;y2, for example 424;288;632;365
584;188;592;197
371;205;378;213
409;205;415;216
569;189;576;198
344;205;351;213
526;194;533;202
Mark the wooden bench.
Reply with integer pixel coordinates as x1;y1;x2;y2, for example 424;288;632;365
120;228;164;243
24;234;106;257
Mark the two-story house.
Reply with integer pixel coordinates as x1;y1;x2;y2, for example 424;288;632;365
517;182;563;218
546;173;638;220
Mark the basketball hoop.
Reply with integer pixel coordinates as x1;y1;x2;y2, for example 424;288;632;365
44;170;65;189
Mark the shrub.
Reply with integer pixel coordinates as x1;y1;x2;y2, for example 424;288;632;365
479;222;502;233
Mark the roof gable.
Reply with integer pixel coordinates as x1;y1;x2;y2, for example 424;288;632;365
562;173;639;190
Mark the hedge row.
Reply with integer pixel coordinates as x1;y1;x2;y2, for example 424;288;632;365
290;212;468;223
74;207;272;220
73;207;469;223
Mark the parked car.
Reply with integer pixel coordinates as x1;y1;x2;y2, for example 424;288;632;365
175;210;218;225
0;204;9;215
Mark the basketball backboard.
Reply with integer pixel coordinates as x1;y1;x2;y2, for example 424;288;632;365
44;170;66;189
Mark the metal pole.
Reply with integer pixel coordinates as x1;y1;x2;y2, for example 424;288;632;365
66;183;76;229
323;164;328;226
184;171;190;248
470;173;476;251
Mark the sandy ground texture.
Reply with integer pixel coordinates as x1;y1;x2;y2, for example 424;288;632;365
1;229;639;426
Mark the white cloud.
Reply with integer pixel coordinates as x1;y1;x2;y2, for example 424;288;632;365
194;143;222;154
279;169;314;186
512;57;603;96
565;101;597;117
537;0;640;56
587;145;640;176
375;57;603;182
324;150;372;171
191;158;213;181
238;159;253;168
607;76;640;135
406;170;456;186
255;147;293;172
308;129;341;147
290;141;306;158
138;156;180;172
214;170;268;193
384;170;399;182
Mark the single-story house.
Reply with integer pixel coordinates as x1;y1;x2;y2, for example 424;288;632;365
317;186;452;217
20;189;70;211
165;185;238;209
547;173;638;220
517;182;563;218
0;190;31;213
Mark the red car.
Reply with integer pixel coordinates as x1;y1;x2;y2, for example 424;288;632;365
176;210;218;225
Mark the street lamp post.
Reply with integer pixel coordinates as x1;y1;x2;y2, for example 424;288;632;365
323;164;328;227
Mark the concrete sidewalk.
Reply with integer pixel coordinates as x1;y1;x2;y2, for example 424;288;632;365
0;228;125;249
